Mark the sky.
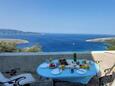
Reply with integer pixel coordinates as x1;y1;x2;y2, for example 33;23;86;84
0;0;115;34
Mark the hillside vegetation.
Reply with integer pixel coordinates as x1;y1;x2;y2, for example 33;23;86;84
0;41;41;52
105;39;115;50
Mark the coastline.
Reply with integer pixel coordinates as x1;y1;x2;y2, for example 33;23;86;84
86;37;115;42
0;38;29;44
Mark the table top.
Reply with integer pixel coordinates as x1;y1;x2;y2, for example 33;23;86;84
37;59;100;79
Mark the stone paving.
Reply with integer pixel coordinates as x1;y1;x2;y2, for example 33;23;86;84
30;76;99;86
30;74;115;86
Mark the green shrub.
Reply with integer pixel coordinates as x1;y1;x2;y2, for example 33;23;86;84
106;39;115;50
107;46;115;50
21;44;41;52
0;41;17;52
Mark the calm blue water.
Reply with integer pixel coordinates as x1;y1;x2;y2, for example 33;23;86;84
0;33;114;52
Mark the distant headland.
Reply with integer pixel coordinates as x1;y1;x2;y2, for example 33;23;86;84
86;37;115;50
86;37;115;42
0;29;39;35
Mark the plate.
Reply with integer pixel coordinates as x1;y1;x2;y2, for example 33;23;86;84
65;65;73;68
40;63;49;68
51;68;62;75
76;69;87;74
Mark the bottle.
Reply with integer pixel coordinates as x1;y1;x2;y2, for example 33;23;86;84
49;58;52;63
73;53;77;62
61;64;65;70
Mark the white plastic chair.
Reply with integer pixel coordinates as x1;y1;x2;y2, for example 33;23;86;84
0;72;35;86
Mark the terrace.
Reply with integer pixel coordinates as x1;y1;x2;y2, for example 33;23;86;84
0;51;115;86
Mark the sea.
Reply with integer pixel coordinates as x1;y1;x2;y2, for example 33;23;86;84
0;33;114;52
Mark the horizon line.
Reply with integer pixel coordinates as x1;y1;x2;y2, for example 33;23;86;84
0;28;115;36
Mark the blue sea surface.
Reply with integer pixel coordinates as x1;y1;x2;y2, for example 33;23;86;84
0;33;114;52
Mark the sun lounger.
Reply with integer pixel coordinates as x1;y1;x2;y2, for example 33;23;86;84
0;72;35;86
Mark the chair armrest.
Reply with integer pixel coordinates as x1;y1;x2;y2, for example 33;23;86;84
0;80;14;85
5;68;20;76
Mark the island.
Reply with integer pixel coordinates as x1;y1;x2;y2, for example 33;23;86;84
86;37;115;50
0;38;29;44
86;37;115;42
0;29;42;52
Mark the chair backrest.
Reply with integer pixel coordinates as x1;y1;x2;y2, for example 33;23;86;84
104;64;115;76
0;72;9;82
